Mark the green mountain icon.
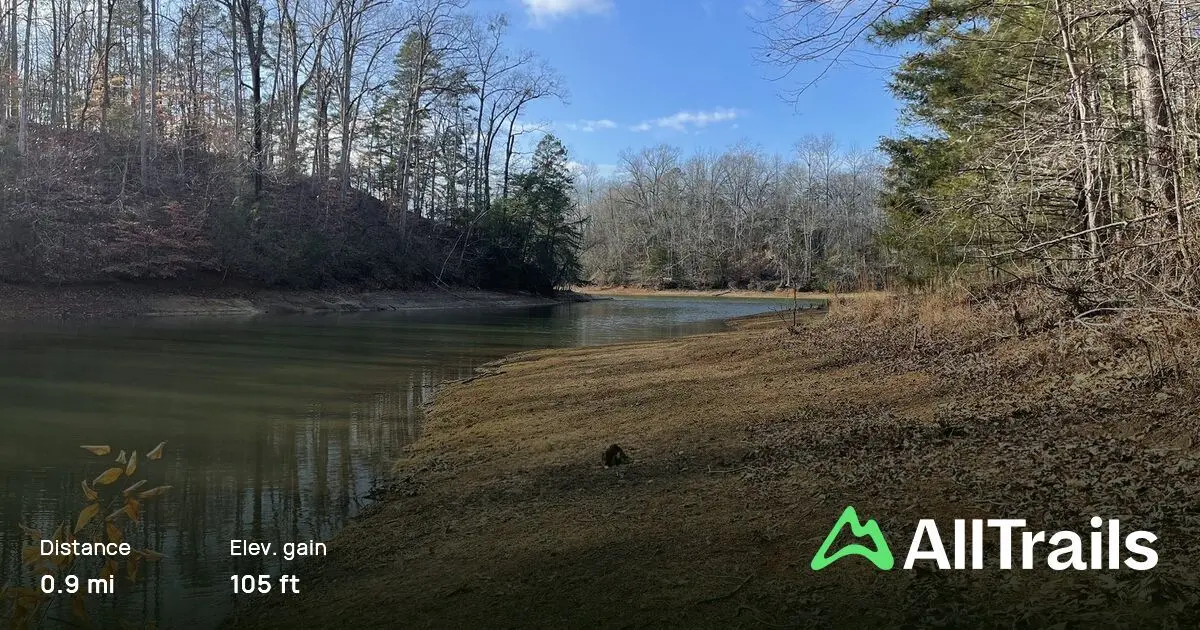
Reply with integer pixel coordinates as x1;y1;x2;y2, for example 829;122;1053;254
811;506;894;571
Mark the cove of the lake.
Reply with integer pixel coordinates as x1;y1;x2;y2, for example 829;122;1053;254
0;296;807;628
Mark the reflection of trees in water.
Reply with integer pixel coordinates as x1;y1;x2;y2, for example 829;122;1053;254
1;360;478;628
0;453;177;625
2;301;774;626
0;471;82;595
168;363;459;584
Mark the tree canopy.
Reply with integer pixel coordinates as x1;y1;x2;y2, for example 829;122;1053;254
765;0;1200;311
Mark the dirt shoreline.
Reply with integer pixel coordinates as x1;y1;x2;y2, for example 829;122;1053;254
0;282;570;322
580;285;878;301
225;297;1200;628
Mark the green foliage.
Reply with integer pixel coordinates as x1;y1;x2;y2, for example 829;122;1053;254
472;135;583;294
873;1;1057;287
877;136;973;285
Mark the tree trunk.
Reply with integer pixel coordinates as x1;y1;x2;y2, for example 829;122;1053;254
100;0;115;135
313;67;329;180
9;0;17;122
229;2;242;150
1053;0;1101;260
338;30;354;199
149;0;159;155
236;0;265;197
1130;7;1179;229
17;0;32;153
137;0;148;186
49;0;60;128
502;113;517;198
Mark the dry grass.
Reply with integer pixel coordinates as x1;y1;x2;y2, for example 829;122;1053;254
828;289;1001;337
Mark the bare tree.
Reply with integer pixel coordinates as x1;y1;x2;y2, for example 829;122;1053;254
583;140;882;289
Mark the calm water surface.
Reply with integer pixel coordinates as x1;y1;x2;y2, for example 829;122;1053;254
0;296;801;628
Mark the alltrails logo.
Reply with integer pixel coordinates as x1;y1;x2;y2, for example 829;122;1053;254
811;506;1158;571
811;506;894;570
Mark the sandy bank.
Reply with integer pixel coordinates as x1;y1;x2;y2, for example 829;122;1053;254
226;297;1200;628
0;282;567;321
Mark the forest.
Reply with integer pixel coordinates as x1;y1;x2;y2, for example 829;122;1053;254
0;0;899;297
0;0;584;294
577;138;883;291
761;0;1200;312
2;0;1193;307
559;0;1200;301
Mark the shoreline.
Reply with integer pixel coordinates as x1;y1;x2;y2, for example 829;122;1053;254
0;282;854;323
0;282;572;322
226;297;1200;627
579;285;878;301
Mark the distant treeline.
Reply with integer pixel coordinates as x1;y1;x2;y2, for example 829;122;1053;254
577;137;884;291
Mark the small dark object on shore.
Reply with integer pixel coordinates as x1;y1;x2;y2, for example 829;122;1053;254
603;444;630;468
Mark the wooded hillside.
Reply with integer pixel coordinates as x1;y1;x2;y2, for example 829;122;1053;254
0;0;581;293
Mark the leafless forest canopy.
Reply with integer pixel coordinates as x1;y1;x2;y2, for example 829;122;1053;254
0;0;888;293
577;139;883;291
0;0;1194;303
0;0;583;292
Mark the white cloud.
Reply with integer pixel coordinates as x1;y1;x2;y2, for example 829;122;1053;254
557;109;743;136
565;118;619;133
567;161;620;179
523;0;613;24
631;108;741;132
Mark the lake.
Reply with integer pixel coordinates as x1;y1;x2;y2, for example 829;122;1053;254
0;296;803;628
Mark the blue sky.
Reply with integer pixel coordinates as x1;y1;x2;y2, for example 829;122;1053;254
491;0;903;174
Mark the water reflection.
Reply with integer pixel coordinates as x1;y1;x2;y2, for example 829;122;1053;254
0;297;796;627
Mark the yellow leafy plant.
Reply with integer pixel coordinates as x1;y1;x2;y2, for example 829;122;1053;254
2;440;173;630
